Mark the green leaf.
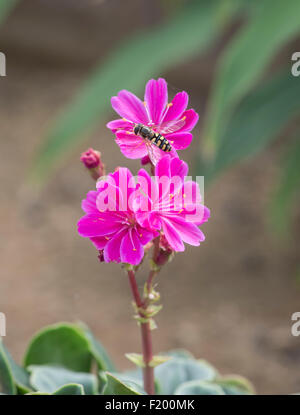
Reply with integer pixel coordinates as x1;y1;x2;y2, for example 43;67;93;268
214;375;254;395
28;365;98;395
27;383;85;395
270;134;300;233
31;0;237;180
154;358;217;395
175;380;225;395
103;372;145;395
79;323;115;372
149;355;172;368
2;345;31;394
53;383;85;395
0;341;16;395
0;0;19;25
125;353;145;368
113;369;161;394
205;69;300;179
24;323;92;372
202;0;300;154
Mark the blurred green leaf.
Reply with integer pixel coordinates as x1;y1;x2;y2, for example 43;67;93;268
53;383;85;395
2;345;31;394
0;0;19;25
28;365;98;395
154;357;217;395
174;380;225;395
24;323;93;372
31;0;238;180
270;134;300;233
103;372;145;395
202;0;300;155
214;375;254;395
203;70;300;179
79;323;116;372
0;341;16;395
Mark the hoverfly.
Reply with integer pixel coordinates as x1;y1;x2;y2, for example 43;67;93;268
115;115;186;165
132;117;186;165
133;124;172;152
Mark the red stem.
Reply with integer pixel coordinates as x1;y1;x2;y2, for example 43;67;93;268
127;270;155;395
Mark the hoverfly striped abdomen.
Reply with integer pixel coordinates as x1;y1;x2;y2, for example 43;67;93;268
133;123;172;152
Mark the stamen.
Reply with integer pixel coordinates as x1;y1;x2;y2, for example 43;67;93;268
181;116;186;121
167;102;173;108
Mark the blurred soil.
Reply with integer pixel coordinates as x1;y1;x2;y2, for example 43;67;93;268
0;0;300;394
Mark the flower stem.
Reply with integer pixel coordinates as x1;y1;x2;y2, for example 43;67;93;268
127;269;155;395
140;321;155;395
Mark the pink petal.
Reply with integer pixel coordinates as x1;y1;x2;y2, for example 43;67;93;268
77;213;121;237
166;132;193;150
161;217;184;252
154;156;186;203
106;118;133;133
179;181;210;224
136;211;161;231
81;191;98;214
96;178;121;212
90;236;107;250
167;216;205;246
170;157;188;182
178;109;199;132
155;155;171;179
137;168;156;209
120;228;144;265
144;78;168;124
115;131;148;159
136;225;157;245
161;91;188;123
103;228;127;263
111;90;149;124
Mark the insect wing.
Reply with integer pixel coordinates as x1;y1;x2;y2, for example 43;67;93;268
158;118;186;135
146;141;161;166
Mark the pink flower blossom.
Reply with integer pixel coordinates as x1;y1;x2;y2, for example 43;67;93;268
135;156;210;252
107;78;198;165
78;168;157;265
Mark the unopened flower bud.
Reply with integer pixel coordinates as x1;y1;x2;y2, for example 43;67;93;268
80;148;105;180
98;250;104;262
154;234;174;267
141;155;151;166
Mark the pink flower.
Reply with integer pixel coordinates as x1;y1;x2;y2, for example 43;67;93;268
135;156;210;252
77;168;157;265
107;78;198;165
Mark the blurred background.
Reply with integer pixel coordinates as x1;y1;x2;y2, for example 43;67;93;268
0;0;300;394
